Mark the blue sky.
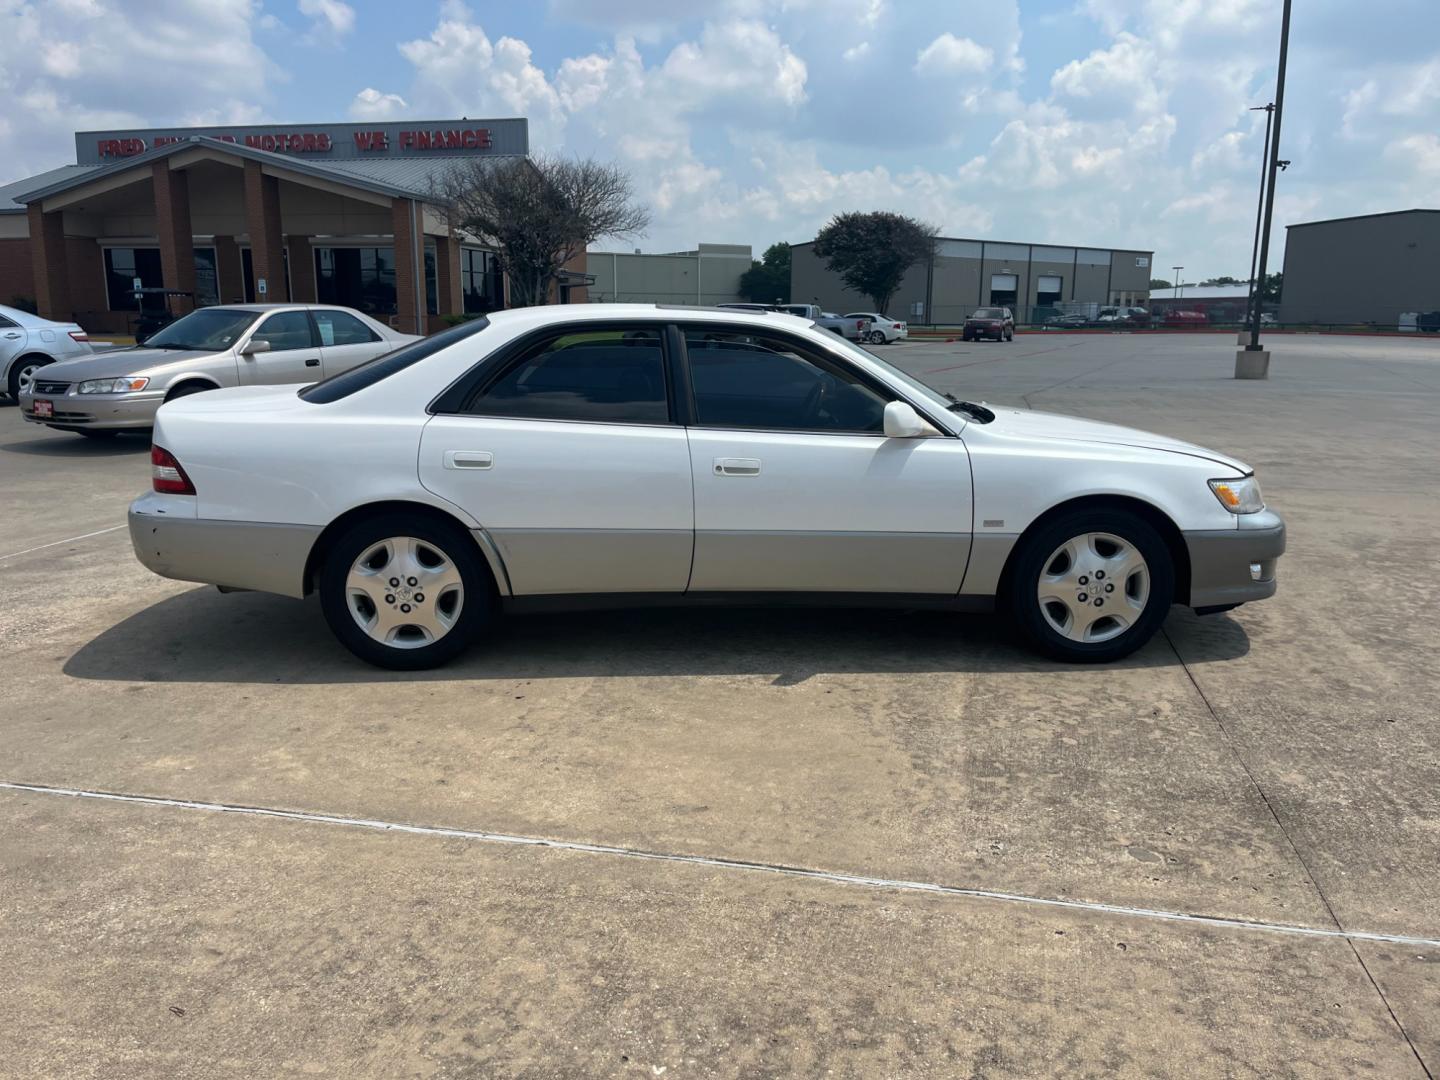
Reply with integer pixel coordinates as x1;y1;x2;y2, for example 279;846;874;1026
4;0;1439;280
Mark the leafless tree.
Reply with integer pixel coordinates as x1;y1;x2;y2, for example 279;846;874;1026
433;156;650;307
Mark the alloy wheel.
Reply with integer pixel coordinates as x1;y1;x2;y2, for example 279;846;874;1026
345;535;464;649
1036;531;1149;643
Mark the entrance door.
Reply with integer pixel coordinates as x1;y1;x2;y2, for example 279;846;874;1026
419;324;693;595
680;326;973;594
236;310;322;385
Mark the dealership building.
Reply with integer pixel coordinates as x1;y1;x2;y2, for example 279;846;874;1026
791;236;1154;323
0;118;569;335
1279;209;1440;327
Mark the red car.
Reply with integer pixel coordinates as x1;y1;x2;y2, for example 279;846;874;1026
963;307;1014;342
1161;310;1208;327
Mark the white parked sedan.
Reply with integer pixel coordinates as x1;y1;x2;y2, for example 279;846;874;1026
844;312;908;344
128;304;1284;669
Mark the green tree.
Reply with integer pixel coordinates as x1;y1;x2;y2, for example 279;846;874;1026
1148;278;1173;290
1259;272;1283;303
811;211;936;315
1200;275;1244;286
738;242;791;304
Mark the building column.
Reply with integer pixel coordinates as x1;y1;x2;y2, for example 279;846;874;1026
242;160;287;302
435;233;463;319
27;205;71;320
152;162;196;314
213;235;244;303
391;197;420;333
287;235;316;302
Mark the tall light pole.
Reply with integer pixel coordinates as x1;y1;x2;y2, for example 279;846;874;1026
1244;0;1292;362
1244;104;1275;334
1172;266;1184;303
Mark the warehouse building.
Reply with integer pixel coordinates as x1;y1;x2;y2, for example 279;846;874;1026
0;118;572;336
1279;209;1440;327
587;243;752;306
791;235;1154;324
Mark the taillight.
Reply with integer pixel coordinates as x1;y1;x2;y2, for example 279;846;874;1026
68;330;89;342
151;445;196;495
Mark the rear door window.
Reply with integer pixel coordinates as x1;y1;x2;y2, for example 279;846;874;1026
469;327;670;424
314;309;380;345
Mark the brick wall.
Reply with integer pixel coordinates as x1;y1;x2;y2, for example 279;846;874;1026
0;237;34;308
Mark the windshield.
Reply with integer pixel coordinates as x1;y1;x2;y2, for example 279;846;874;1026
144;308;260;350
820;330;958;417
972;308;1003;319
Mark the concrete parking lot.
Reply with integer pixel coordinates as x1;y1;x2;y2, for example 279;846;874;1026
1;331;1437;1078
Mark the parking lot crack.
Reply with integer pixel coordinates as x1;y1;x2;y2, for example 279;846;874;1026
1162;628;1435;1079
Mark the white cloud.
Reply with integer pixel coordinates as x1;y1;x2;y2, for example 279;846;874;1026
298;0;355;36
1385;134;1440;177
0;0;277;182
842;41;870;62
914;33;994;77
349;87;408;121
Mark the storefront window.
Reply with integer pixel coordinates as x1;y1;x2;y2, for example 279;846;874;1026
461;247;504;314
315;246;397;315
194;247;219;307
104;247;163;311
105;246;222;310
424;245;438;316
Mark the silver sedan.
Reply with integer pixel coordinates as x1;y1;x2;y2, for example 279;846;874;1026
19;304;418;438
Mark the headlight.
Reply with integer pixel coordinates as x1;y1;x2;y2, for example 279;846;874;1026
1208;476;1265;514
78;377;149;394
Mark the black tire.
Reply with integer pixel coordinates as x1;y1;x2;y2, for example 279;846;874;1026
1007;508;1174;663
164;382;215;402
868;329;886;345
76;429;120;440
7;354;50;403
319;512;495;670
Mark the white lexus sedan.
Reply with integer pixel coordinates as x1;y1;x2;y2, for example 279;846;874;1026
128;304;1284;669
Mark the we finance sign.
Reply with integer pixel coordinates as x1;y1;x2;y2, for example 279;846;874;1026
76;119;529;164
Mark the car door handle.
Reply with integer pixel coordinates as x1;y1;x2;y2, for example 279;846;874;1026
714;457;761;476
2;332;20;339
304;357;320;367
444;450;494;470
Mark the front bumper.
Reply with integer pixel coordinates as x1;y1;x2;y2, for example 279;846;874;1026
1184;508;1286;609
21;389;165;430
129;495;320;599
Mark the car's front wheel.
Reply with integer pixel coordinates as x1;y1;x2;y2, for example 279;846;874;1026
319;513;493;670
1007;509;1174;662
868;329;886;345
7;355;50;403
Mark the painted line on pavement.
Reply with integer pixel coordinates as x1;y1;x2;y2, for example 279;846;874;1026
0;524;126;562
4;779;1438;950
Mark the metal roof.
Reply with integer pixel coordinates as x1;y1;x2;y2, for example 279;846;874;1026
1149;285;1252;301
5;137;525;208
0;165;103;213
1285;208;1440;229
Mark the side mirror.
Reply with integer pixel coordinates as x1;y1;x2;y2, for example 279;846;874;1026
883;400;926;438
241;338;271;356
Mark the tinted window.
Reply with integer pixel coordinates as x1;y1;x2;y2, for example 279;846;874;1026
0;314;16;329
474;328;668;424
684;329;888;433
254;311;316;351
301;317;489;404
973;308;1003;319
314;309;380;346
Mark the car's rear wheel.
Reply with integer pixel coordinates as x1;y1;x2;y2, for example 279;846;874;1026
1007;509;1174;663
319;513;494;670
7;355;50;403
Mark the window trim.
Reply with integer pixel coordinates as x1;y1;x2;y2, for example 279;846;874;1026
435;320;678;428
674;321;907;438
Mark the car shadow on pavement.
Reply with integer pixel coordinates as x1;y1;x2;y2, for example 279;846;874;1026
0;433;150;456
63;585;1251;685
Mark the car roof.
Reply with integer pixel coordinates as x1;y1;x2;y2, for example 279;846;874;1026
483;303;815;330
